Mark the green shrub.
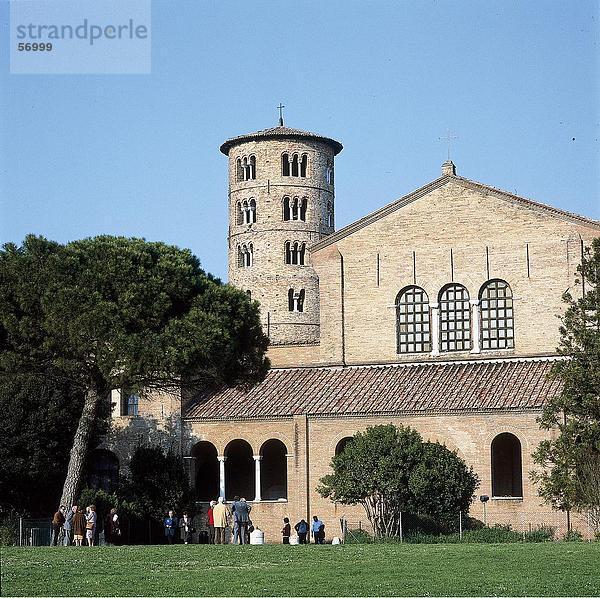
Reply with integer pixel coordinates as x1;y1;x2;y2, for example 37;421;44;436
563;530;584;542
461;524;521;543
345;529;372;544
524;526;555;542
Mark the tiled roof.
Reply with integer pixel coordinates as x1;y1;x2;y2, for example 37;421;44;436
220;125;343;156
184;358;561;420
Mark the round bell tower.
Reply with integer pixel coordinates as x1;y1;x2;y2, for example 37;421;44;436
220;120;343;345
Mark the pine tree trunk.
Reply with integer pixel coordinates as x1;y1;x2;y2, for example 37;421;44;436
59;384;100;507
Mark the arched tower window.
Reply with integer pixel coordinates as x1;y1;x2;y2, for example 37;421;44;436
283;196;290;221
291;153;299;177
285;242;306;265
246;290;252;300
248;198;257;224
236;202;244;225
300;154;308;177
300;197;307;221
260;439;288;500
439;284;471;352
396;286;431;354
480;279;514;350
282;153;290;176
327;202;333;228
248;155;256;180
236;158;244;182
491;433;523;497
288;288;305;312
326;165;334;185
238;244;253;268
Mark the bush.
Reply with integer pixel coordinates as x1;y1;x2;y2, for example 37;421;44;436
524;526;555;542
0;511;20;546
345;529;372;544
563;530;584;542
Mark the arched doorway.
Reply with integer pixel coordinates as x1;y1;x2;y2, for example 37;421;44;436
192;441;219;501
335;436;354;456
260;439;287;500
225;439;254;500
491;433;523;497
87;449;119;493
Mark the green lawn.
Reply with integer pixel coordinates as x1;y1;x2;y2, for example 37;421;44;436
1;543;599;596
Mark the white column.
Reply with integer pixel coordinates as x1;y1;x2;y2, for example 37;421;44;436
470;299;481;354
217;456;226;499
430;302;440;356
253;456;262;502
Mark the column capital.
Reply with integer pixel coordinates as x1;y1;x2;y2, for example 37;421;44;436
217;455;227;462
470;299;480;306
430;302;439;309
253;455;263;461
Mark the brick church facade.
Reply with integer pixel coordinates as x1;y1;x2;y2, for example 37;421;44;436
102;123;598;541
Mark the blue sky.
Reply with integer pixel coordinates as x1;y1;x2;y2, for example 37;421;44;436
1;0;598;280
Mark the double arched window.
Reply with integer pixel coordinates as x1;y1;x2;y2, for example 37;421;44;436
285;241;306;265
237;243;253;268
396;286;431;354
288;288;305;312
237;198;257;225
283;196;307;221
480;279;514;350
282;153;308;177
236;156;256;181
439;284;471;352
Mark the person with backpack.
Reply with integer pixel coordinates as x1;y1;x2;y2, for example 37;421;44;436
312;515;325;544
294;518;308;544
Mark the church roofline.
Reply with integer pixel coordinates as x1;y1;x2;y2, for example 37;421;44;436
220;125;343;156
310;171;600;253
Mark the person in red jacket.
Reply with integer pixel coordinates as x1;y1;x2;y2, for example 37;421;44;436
207;500;216;544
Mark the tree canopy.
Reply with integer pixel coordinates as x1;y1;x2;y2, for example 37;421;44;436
0;235;269;509
317;424;479;538
532;237;600;531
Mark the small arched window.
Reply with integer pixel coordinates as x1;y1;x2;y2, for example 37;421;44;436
246;290;252;300
439;284;471;352
396;286;431;354
248;198;257;224
300;197;307;221
238;244;253;268
282;153;290;176
326;166;334;185
248;155;256;180
236;158;244;182
236;201;244;225
480;279;514;350
300;154;308;177
285;242;306;265
291;154;299;177
327;202;333;228
123;392;139;416
491;433;523;497
288;288;305;312
283;196;291;221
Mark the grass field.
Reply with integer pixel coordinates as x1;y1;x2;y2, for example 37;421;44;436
1;542;599;596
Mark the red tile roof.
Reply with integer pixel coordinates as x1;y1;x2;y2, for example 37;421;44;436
184;358;561;420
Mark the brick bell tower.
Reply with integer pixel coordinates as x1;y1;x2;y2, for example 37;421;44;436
220;115;343;345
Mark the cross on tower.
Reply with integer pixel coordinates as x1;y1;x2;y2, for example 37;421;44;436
438;129;459;160
277;103;285;126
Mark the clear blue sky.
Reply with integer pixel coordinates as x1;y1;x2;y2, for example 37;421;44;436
1;0;598;280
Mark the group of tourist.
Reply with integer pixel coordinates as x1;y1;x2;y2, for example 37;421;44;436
52;504;119;547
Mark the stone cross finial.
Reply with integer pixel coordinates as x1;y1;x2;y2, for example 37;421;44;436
277;103;285;126
438;129;459;160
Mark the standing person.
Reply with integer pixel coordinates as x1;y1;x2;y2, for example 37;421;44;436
85;505;97;547
206;501;216;544
179;511;193;544
111;509;122;545
164;510;177;545
212;497;230;545
51;506;66;546
312;516;324;544
231;497;251;545
294;519;308;544
281;517;291;544
63;505;76;546
72;507;86;547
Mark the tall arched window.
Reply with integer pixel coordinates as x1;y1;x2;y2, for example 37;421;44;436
260;439;288;500
291;154;299;177
248;155;256;180
335;437;353;456
439;284;471;352
248;198;257;224
282;153;290;176
236;201;244;225
396;286;431;354
236;158;244;182
480;279;514;350
300;154;308;177
491;433;523;497
192;441;219;501
224;439;255;500
238;244;253;268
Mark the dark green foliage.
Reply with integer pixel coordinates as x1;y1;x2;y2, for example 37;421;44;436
532;237;600;531
318;424;479;538
0;235;269;511
563;529;584;542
